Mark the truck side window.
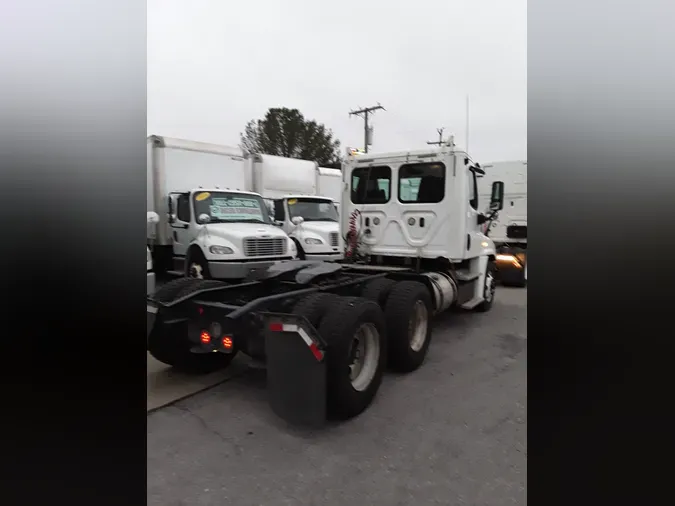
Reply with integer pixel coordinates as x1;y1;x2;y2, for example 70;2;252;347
273;200;285;221
399;162;445;203
468;170;478;210
176;194;191;222
351;166;391;204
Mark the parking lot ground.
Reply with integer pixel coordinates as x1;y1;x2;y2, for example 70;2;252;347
148;287;526;506
147;353;249;412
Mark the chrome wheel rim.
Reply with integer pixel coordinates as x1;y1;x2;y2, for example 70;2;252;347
409;300;429;352
484;271;496;302
349;323;380;391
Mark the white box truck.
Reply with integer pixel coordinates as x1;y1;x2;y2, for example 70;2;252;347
478;160;527;286
147;136;297;281
147;211;159;295
317;167;342;211
252;154;343;261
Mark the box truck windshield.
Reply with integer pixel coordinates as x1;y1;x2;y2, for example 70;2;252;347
287;197;339;222
193;191;271;225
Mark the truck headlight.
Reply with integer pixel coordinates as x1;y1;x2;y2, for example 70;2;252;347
209;245;234;255
305;238;323;245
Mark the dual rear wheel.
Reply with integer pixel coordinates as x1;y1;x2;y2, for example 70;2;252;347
292;279;433;420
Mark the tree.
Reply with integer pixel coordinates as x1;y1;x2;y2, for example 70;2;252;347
240;108;342;167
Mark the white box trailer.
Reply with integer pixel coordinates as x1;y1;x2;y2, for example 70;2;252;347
478;160;527;286
147;136;296;281
317;167;343;209
252;154;343;261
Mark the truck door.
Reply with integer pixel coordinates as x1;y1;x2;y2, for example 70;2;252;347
169;192;191;258
465;168;482;257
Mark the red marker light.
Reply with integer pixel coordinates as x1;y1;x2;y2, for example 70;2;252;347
269;322;283;332
222;336;233;349
198;307;204;315
200;330;211;344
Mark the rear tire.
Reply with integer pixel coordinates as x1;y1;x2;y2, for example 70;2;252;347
147;321;235;374
292;292;341;327
384;281;433;373
360;277;396;306
318;296;387;420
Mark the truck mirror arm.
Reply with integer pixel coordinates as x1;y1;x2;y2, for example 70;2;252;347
478;210;498;225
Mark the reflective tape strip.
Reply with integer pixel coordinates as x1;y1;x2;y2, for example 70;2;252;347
270;322;324;361
147;305;158;314
281;324;313;348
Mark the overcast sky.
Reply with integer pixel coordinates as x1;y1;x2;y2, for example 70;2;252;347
147;0;526;163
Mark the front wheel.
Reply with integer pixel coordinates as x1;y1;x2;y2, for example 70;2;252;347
292;239;306;260
384;281;433;373
186;250;211;279
475;261;497;312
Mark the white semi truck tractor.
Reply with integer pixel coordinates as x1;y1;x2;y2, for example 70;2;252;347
252;154;343;261
147;136;297;282
478;160;527;287
146;142;505;426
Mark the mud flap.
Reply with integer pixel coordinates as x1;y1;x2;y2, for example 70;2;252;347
263;313;327;427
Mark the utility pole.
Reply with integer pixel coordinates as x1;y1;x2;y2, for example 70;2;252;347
349;103;385;153
426;127;445;147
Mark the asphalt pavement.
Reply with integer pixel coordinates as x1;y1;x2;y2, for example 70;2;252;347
147;287;527;506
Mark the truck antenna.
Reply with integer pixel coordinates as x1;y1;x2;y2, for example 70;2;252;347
465;95;470;153
426;127;445;147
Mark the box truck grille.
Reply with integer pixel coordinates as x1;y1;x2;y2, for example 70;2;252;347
507;225;527;240
243;237;286;257
329;232;339;247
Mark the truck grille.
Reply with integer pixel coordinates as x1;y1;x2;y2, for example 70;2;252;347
243;237;286;257
329;232;339;247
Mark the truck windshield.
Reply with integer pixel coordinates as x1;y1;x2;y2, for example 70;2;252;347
287;198;338;222
192;191;271;225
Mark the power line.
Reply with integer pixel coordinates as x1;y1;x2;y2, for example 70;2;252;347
349;103;385;154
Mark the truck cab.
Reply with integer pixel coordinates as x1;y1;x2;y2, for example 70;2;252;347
252;153;343;262
168;189;297;281
478;160;527;286
268;195;342;261
341;145;504;309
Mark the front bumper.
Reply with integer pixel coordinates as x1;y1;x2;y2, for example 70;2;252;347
208;258;294;280
305;252;343;262
495;251;526;284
